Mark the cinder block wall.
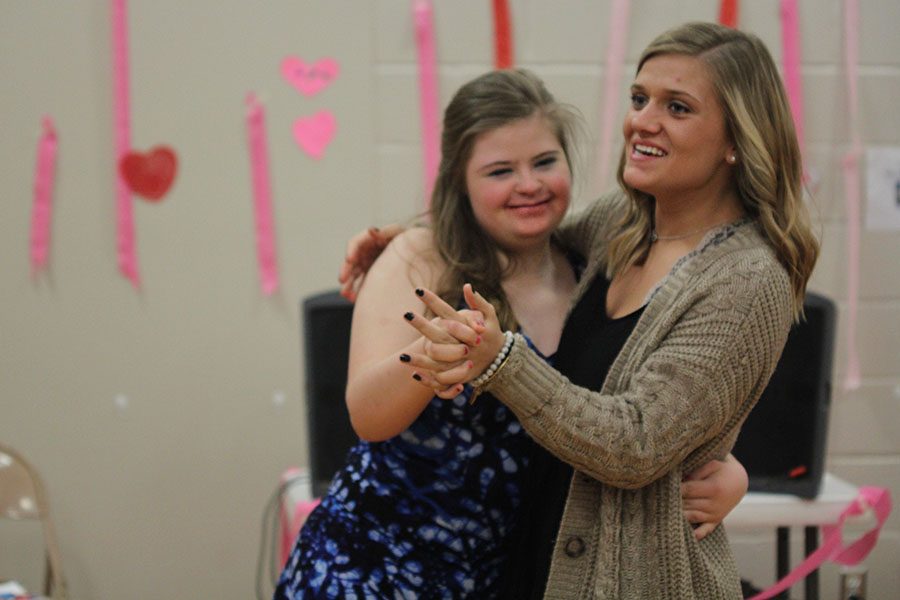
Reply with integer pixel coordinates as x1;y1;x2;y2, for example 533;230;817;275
1;1;896;598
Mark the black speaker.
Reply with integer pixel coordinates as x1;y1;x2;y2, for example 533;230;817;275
302;290;837;500
301;291;359;497
732;292;837;498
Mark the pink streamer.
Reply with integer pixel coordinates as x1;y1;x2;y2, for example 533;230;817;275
30;116;58;277
245;94;280;296
749;487;891;599
111;0;139;287
718;0;739;28
595;0;631;190
413;0;440;207
780;0;806;163
492;0;514;69
841;0;862;390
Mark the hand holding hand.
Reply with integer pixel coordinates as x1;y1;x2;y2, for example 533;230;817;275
402;285;506;398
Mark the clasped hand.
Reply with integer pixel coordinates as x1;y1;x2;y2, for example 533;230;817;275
403;284;507;399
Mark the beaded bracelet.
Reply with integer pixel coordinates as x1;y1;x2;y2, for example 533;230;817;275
471;330;514;391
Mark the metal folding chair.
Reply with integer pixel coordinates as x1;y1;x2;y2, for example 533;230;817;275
0;443;67;599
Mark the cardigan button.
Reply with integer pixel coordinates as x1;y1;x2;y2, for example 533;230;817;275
563;536;586;558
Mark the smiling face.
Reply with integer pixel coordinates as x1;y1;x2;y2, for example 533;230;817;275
622;53;735;205
464;113;571;252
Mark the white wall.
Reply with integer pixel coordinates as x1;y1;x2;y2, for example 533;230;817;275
1;1;897;598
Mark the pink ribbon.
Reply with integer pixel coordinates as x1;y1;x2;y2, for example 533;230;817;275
413;0;440;207
749;487;892;599
595;0;630;190
245;94;280;296
111;0;139;287
30;116;58;277
780;0;806;165
842;156;862;389
492;0;513;69
841;0;862;390
719;0;739;28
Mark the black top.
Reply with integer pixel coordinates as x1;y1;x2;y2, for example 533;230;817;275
499;274;645;598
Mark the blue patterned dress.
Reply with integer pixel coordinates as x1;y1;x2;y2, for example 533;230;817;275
274;341;543;600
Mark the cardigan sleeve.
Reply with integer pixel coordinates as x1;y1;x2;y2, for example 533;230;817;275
481;254;793;489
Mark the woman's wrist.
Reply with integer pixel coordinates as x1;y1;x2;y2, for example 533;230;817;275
470;331;514;392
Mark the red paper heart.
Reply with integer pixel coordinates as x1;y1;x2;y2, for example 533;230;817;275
120;146;177;201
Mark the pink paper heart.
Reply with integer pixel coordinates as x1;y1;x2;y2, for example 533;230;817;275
281;57;340;97
292;111;337;160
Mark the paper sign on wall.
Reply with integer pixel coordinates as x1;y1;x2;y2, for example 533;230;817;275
281;57;339;97
865;146;900;231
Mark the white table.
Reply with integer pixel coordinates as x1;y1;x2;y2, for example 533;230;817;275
726;474;863;600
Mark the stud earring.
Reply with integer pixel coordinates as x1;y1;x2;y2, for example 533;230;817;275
727;153;737;164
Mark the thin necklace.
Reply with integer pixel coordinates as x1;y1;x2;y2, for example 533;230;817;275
649;221;734;243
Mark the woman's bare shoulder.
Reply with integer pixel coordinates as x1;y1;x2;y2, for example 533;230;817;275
382;226;444;288
390;226;433;251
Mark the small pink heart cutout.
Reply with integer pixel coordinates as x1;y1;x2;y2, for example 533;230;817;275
292;111;336;160
281;57;340;97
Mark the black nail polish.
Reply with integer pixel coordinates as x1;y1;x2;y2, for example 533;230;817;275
415;288;424;297
412;373;422;381
404;312;414;321
399;354;411;363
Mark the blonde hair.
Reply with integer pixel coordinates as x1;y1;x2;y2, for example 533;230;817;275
608;22;819;318
429;69;581;329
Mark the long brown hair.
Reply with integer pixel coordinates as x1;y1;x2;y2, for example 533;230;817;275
608;22;819;318
429;69;581;329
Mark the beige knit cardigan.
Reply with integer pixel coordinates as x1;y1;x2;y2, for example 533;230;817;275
481;191;794;599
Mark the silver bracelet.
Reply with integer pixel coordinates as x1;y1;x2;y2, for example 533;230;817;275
471;331;514;389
